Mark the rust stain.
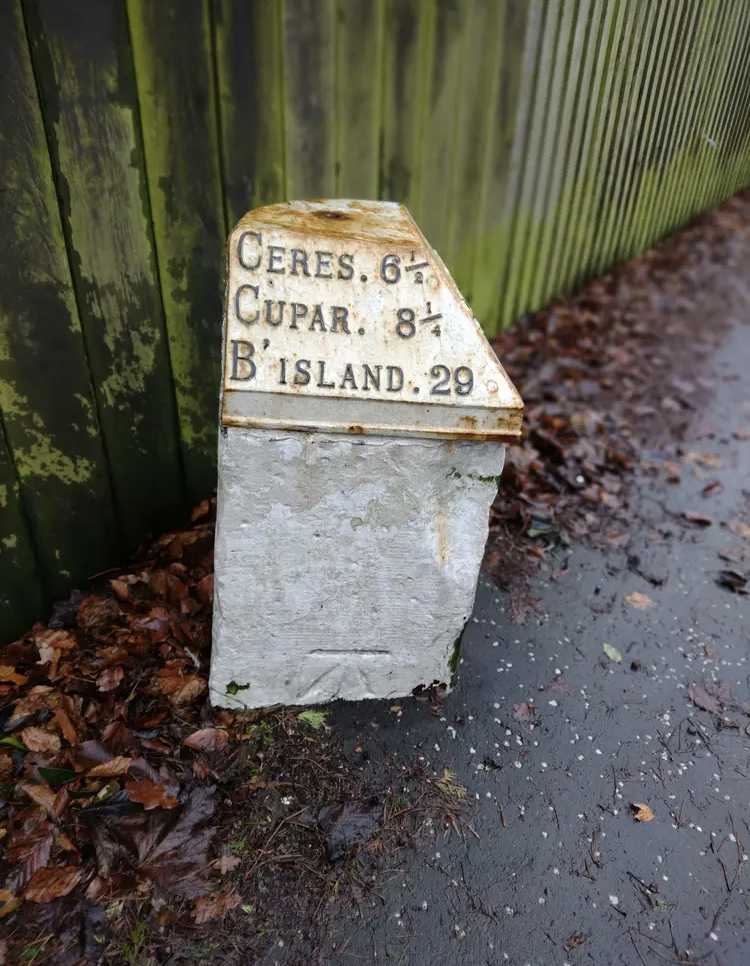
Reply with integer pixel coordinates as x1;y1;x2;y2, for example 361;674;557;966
315;210;350;221
459;415;478;429
437;512;448;568
220;409;521;443
235;200;422;248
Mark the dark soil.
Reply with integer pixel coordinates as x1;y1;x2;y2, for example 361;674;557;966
2;192;750;965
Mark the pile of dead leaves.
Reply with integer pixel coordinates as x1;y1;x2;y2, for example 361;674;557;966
0;502;227;951
0;498;459;964
485;191;750;615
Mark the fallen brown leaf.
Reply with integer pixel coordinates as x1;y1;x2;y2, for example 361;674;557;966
21;726;61;754
0;665;28;686
630;802;654;822
88;756;133;778
154;670;207;707
687;683;721;714
0;752;11;783
215;854;242;875
183;728;229;752
54;707;79;745
191;891;241;923
17;782;57;818
124;778;180;810
33;628;78;651
0;889;20;919
717;569;748;594
682;511;713;526
3;816;55;892
624;591;654;610
191;498;211;521
24;866;82;902
512;701;535;721
195;574;214;603
77;595;121;633
96;666;124;692
729;520;750;539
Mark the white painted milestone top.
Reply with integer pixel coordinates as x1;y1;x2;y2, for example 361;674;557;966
221;199;523;440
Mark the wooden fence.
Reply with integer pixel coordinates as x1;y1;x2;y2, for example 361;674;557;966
2;0;750;642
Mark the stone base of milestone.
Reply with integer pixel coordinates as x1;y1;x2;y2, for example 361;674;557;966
209;427;505;709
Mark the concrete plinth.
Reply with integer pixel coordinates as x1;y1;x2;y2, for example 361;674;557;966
210;428;505;708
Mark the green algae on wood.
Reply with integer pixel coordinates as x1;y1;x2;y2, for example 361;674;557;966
213;0;286;221
415;0;469;255
334;0;383;200
0;428;43;643
0;0;118;629
470;0;535;334
380;0;434;215
443;0;505;299
24;0;185;545
281;0;336;200
127;0;226;503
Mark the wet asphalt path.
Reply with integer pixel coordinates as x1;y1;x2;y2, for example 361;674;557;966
305;321;750;966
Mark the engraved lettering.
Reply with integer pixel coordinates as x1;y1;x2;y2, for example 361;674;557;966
340;364;358;390
317;361;335;388
237;230;262;270
267;245;286;273
454;366;474;395
386;366;403;392
279;357;288;385
395;307;416;339
290;303;308;330
380;254;401;283
230;340;256;381
362;364;382;391
265;299;285;326
430;364;451;394
337;253;354;280
309;305;327;332
331;306;350;333
315;251;333;279
235;283;259;324
291;248;310;276
293;359;311;385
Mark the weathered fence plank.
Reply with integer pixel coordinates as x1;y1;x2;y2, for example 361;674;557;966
281;0;336;199
544;0;609;306
128;0;226;503
499;0;563;329
380;0;433;215
614;0;681;264
471;0;535;333
443;0;504;296
716;8;750;203
23;0;185;545
335;0;383;199
595;0;661;277
0;0;118;622
0;432;42;641
528;0;591;314
414;0;469;252
520;0;581;319
213;0;286;222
